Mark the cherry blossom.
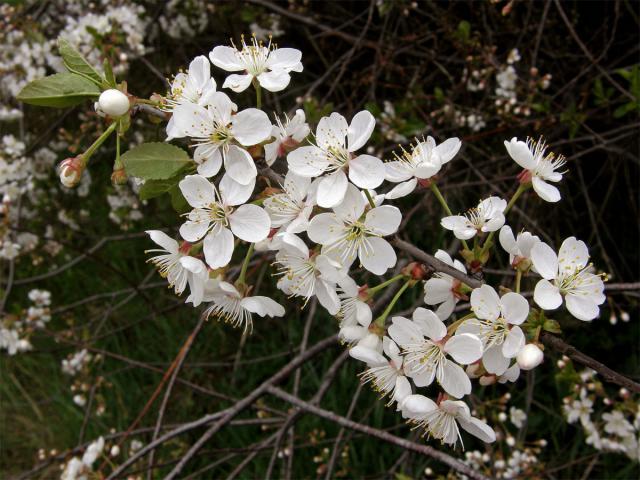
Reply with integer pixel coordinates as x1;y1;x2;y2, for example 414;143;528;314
264;109;310;166
457;285;529;376
423;249;468;320
388;308;483;398
350;336;411;406
170;91;271;183
200;278;285;333
263;171;317;234
145;230;208;306
530;237;605;321
504;137;566;202
274;233;345;314
210;36;302;92
287;111;385;207
178;174;270;269
441;196;507;240
401;395;496;447
499;225;541;268
385;136;461;199
307;184;401;274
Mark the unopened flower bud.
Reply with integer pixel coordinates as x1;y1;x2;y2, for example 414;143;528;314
402;261;428;280
620;311;630;322
58;156;85;188
111;167;128;185
110;445;120;457
517;344;544;370
98;89;130;117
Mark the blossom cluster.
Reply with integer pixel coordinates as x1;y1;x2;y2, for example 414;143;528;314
0;289;52;355
137;37;611;449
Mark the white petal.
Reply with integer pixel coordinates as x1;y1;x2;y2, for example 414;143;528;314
240;296;285;317
349;345;387;366
171;103;211;138
224;145;257;186
257;70;291;92
499;225;518;256
222;74;253;92
531;242;559;280
401;394;438;417
287;146;329;177
219;173;255;206
502;326;525;358
385;179;417;199
384;161;413;182
558;236;589;272
434;137;461;164
333;183;367;223
438;361;472;398
188;55;211;87
533;279;563;310
348;154;385;189
504;138;536;170
232;108;272;145
499;364;521;383
266;48;302;70
457;416;496;443
532;176;561;202
347;110;375;151
359;237;396;275
470;285;501;321
565;294;600;321
146;230;178;253
444;333;483;364
209;46;244;71
435;298;456;321
307;213;344;245
364;205;401;236
203;227;234;269
179;219;210;242
179;174;216;208
483;345;510;375
229;204;271;242
195;145;223;178
388;316;423;346
424;277;453;304
317;170;348;208
315;280;341;315
500;292;529;325
316;113;348;150
412;308;446;341
393;376;412;406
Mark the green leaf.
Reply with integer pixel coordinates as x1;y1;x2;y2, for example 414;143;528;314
543;319;562;334
17;72;101;107
103;58;116;87
121;142;192;180
169;184;190;213
138;178;177;200
613;102;636;118
58;37;103;86
456;20;471;42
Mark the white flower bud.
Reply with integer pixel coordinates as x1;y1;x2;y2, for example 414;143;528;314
517;344;544;370
110;445;120;457
98;89;130;117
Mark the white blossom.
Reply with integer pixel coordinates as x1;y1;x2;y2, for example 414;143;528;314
210;36;302;93
441;196;507;240
288;111;385;208
178;174;271;269
504;137;566;202
307;184;401;275
531;237;605;321
264;109;310;166
385;136;461;199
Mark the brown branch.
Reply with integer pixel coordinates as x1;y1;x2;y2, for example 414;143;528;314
265;386;490;480
392;237;483;288
107;334;339;480
540;332;640;394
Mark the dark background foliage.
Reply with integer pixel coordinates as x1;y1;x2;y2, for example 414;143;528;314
3;1;639;479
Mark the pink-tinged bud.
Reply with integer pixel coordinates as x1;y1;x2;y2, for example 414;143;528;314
98;89;130;117
58;156;85;188
111;167;127;185
517;344;544;370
